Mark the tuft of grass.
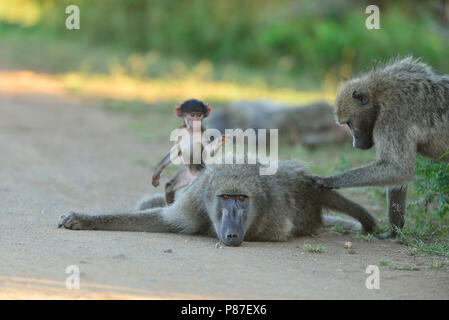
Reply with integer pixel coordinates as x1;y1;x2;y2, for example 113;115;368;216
389;264;419;271
397;157;449;257
352;232;375;243
379;259;389;266
396;228;449;257
331;224;347;235
430;261;445;270
304;244;325;253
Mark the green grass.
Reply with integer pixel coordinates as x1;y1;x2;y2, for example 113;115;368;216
389;264;419;271
430;261;448;270
331;224;348;235
4;1;449;77
304;244;325;253
0;23;321;91
396;158;449;257
379;259;389;266
351;232;375;243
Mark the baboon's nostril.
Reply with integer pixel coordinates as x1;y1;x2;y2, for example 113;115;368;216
227;233;238;239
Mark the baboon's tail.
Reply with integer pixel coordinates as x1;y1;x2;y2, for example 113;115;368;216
320;189;376;232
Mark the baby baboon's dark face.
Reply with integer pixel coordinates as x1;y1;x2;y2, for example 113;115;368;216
215;194;249;246
336;87;378;150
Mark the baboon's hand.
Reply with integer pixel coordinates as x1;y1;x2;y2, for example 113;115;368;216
307;175;335;189
314;176;339;189
152;174;160;187
58;212;89;230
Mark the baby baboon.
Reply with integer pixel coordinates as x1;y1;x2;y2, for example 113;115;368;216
204;101;350;147
152;99;226;204
317;57;449;238
58;160;376;246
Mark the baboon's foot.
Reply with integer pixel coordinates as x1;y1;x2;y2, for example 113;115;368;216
375;230;398;239
58;212;90;230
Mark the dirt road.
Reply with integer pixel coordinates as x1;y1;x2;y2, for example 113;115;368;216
0;92;447;299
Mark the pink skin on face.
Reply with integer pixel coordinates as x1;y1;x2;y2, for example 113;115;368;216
184;112;205;129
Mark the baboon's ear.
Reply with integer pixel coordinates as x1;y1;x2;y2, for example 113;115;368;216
352;90;369;106
205;104;211;117
174;103;183;117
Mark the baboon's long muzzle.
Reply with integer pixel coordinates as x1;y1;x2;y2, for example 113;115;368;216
219;207;244;247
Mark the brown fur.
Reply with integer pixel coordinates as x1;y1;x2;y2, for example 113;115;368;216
318;57;449;238
59;160;376;246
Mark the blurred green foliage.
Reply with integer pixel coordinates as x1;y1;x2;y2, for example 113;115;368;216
399;157;449;256
411;157;449;219
2;0;445;81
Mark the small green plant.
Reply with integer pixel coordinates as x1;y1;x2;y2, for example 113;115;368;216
334;155;352;172
379;259;389;266
304;244;325;253
400;157;449;256
440;150;449;159
331;224;347;234
352;232;374;242
430;261;446;270
412;157;449;219
390;264;418;271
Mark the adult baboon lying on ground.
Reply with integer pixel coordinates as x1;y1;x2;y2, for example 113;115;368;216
58;161;376;246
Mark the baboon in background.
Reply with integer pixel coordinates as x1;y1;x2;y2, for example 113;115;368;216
317;57;449;238
59;160;376;246
204;101;350;148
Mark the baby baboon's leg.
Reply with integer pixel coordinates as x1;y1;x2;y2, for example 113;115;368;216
136;193;166;211
378;185;408;238
165;173;178;205
165;168;196;204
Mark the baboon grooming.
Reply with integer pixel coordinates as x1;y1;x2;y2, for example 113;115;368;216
317;57;449;238
59;161;376;246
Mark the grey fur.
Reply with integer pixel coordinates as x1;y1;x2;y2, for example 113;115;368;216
318;57;449;238
58;160;376;245
136;193;166;211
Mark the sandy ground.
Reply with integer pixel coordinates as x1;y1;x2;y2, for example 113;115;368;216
0;92;448;300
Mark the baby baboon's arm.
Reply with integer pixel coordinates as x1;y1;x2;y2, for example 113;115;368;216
152;142;182;187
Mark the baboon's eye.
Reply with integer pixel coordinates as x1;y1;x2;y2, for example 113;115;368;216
190;113;195;117
223;195;230;200
239;195;247;201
